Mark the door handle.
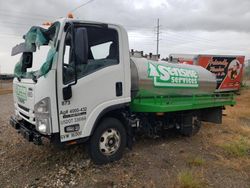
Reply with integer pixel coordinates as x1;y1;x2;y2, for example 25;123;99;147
116;82;123;97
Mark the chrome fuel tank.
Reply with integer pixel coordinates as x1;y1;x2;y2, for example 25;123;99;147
131;57;217;98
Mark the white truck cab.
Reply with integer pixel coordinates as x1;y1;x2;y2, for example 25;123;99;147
11;18;132;164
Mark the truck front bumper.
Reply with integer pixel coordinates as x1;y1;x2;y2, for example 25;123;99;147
9;116;43;145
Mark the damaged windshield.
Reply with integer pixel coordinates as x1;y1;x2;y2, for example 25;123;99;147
13;22;60;80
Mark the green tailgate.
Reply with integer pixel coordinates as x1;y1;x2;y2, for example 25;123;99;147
130;93;235;113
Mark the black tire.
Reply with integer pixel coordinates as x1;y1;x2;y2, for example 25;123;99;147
89;117;127;165
180;118;202;137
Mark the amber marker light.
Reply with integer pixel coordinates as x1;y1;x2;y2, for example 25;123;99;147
42;22;52;26
67;12;74;19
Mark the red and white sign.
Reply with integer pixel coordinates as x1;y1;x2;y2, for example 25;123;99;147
169;54;245;91
197;55;245;91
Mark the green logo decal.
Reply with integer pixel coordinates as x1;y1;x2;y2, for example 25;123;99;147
148;63;199;88
16;85;27;103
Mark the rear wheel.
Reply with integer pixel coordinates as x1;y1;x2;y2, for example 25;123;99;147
89;117;127;165
179;115;201;137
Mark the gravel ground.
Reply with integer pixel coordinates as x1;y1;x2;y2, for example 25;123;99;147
0;92;249;188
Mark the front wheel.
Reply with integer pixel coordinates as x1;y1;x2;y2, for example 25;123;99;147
89;117;127;165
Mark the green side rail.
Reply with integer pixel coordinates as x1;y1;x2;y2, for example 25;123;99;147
130;93;235;113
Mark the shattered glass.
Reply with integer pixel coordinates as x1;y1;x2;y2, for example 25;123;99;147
13;22;59;79
35;48;57;78
25;27;48;48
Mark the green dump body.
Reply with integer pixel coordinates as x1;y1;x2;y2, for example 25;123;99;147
131;93;235;113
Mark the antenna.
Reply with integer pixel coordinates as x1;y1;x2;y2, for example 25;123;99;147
70;0;95;13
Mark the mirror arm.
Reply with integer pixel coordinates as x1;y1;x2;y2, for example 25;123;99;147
32;75;37;83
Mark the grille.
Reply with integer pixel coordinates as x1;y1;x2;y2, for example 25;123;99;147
18;104;29;112
20;112;30;120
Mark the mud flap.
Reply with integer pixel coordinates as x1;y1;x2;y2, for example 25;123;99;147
180;112;201;137
200;107;222;124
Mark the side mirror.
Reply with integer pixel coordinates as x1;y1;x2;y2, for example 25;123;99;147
63;85;72;100
11;43;36;56
21;52;33;72
74;28;88;64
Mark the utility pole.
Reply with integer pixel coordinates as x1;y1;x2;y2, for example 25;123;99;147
0;65;2;89
156;18;160;55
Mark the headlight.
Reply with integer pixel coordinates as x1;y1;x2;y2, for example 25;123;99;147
37;121;47;133
36;117;51;134
34;97;51;135
35;98;50;113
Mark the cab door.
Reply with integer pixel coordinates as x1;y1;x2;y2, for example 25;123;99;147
57;24;130;142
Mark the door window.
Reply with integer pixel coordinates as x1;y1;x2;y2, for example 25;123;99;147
63;26;119;85
91;41;112;59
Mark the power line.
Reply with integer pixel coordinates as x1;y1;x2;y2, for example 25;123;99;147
0;21;31;27
0;12;50;22
0;33;21;38
162;32;229;49
70;0;95;13
128;35;155;39
0;9;54;19
166;32;214;44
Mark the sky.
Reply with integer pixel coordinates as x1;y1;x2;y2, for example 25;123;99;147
0;0;250;73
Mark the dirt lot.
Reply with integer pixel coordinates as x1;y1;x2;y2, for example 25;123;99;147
0;80;12;95
0;89;249;188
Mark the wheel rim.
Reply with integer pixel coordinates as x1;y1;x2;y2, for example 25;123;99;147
99;128;121;156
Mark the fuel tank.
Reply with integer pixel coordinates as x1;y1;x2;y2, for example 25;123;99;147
130;57;217;98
